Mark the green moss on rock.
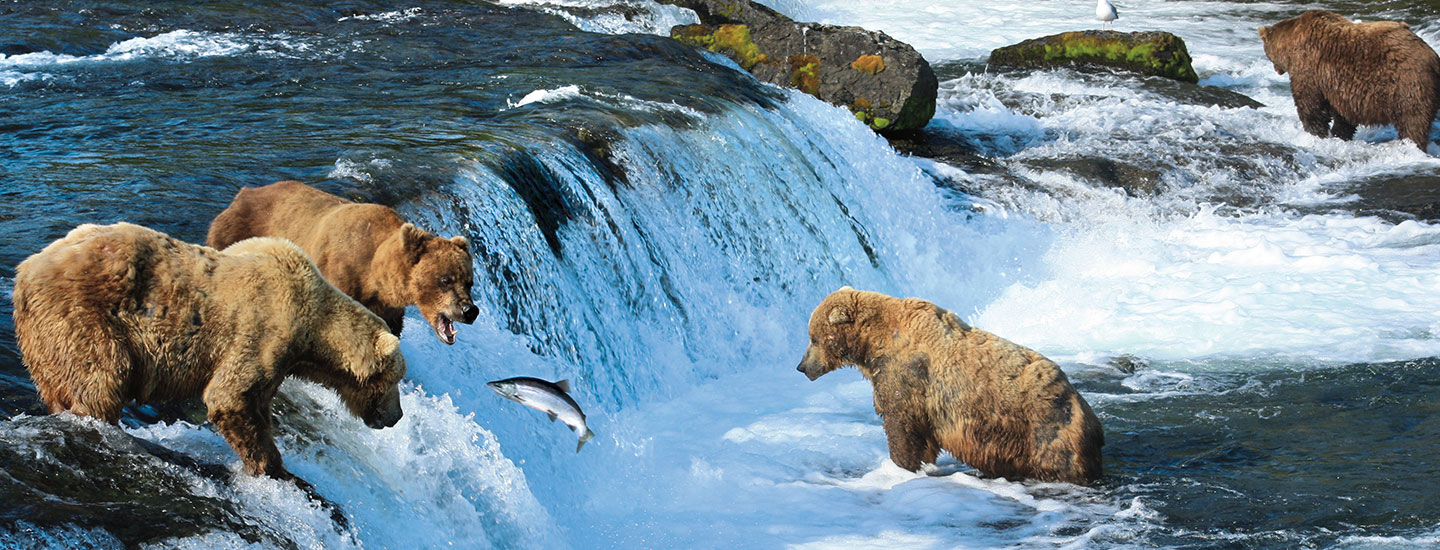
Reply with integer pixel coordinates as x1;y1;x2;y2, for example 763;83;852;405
989;30;1198;83
671;24;771;70
788;55;821;95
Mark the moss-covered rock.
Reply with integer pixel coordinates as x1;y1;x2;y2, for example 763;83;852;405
661;0;936;133
989;30;1199;83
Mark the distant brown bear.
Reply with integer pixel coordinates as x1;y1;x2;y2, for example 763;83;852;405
207;180;478;344
13;223;406;480
796;287;1104;485
1259;10;1440;150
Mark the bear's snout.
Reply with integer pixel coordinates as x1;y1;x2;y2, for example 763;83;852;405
796;346;827;381
461;303;478;324
364;386;404;429
365;406;403;429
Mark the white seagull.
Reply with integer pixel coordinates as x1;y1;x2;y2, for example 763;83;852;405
1096;0;1119;30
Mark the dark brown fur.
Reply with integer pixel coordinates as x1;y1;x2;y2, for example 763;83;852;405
796;287;1104;485
207;181;477;344
13;223;406;480
1260;10;1440;150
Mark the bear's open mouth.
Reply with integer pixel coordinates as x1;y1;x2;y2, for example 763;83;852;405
433;313;457;345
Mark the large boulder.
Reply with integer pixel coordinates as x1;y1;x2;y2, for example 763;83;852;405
660;0;937;132
989;30;1199;83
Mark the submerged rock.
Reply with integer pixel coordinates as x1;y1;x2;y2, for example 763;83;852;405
660;0;937;132
1018;155;1164;196
989;30;1199;83
0;416;283;547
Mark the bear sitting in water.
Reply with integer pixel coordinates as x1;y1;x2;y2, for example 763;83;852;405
796;287;1104;485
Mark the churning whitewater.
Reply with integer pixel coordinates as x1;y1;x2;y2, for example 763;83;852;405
1;0;1438;548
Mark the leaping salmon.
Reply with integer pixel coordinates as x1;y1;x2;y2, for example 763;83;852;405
487;376;595;452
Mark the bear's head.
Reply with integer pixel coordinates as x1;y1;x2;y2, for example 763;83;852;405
1259;11;1348;75
341;331;408;430
401;223;478;345
795;286;882;381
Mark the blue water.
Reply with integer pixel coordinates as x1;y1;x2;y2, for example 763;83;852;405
2;0;1439;548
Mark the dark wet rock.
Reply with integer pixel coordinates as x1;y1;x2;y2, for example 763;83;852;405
0;415;288;547
660;0;937;132
989;30;1199;84
1018;155;1164;196
1305;171;1440;223
1107;355;1150;375
884;128;1012;178
1135;74;1264;110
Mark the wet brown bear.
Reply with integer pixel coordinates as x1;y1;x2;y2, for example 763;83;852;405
13;223;406;480
796;287;1104;485
207;180;477;344
1259;10;1440;150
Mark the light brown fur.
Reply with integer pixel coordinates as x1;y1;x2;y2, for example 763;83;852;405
1259;10;1440;150
207;181;477;344
796;287;1104;485
13;222;406;480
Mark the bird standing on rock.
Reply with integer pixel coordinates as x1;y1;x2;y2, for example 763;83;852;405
1096;0;1119;30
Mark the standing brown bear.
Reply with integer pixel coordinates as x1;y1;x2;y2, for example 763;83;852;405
796;287;1104;485
1259;10;1440;151
13;223;407;480
207;180;478;344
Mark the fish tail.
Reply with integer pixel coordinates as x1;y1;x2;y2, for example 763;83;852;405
577;427;595;453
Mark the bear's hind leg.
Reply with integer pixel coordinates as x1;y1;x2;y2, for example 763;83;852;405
57;337;132;423
1396;113;1434;151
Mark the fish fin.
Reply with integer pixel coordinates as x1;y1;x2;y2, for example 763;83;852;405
555;379;571;393
547;411;557;422
577;428;595;453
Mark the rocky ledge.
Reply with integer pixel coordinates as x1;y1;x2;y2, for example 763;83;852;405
660;0;937;132
989;30;1199;83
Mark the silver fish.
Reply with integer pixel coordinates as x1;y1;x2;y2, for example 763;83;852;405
487;376;596;452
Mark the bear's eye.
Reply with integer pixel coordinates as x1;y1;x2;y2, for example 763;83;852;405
439;276;452;286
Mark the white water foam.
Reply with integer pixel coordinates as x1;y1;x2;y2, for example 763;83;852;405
121;380;560;549
0;30;254;69
337;7;425;23
506;84;705;119
497;0;698;36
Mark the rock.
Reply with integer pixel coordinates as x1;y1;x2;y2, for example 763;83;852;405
989;30;1199;83
660;0;937;132
1018;155;1164;196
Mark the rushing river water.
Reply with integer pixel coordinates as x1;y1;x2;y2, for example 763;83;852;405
1;0;1438;548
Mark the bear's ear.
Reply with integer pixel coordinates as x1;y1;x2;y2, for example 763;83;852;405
400;223;427;253
450;235;469;249
377;332;400;359
827;306;852;325
1258;25;1270;40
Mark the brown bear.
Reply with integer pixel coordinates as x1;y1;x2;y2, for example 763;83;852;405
12;222;407;480
207;180;478;344
795;287;1104;485
1259;10;1440;151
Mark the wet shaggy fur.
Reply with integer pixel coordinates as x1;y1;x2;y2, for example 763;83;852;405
1259;10;1440;150
796;288;1104;485
207;181;478;344
13;223;407;479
